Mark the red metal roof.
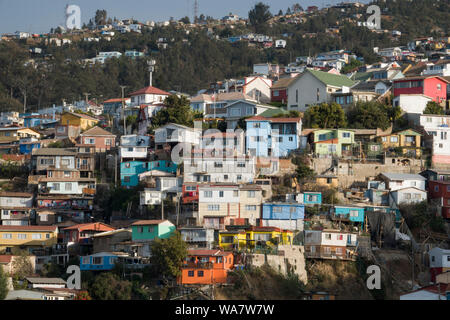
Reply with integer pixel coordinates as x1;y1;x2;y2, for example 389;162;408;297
187;249;232;257
62;222;114;232
245;116;302;123
129;86;171;96
0;225;57;232
131;220;168;226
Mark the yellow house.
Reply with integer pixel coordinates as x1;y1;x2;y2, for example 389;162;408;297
60;112;99;131
219;226;293;250
378;129;422;158
315;175;339;188
0;225;58;252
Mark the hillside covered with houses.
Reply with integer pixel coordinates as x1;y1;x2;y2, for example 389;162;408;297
0;0;449;301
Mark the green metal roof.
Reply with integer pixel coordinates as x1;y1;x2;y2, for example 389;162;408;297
394;129;422;136
307;69;356;87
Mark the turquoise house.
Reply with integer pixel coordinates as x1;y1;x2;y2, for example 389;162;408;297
131;220;176;242
332;205;365;229
121;160;178;187
303;192;322;205
80;252;121;271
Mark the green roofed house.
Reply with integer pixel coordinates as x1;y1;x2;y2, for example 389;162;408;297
286;69;356;112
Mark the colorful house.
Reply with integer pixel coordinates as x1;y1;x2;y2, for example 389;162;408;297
219;226;293;250
60;112;99;131
302;192;322;205
130;220;176;242
393;75;448;104
19;141;41;155
0;225;58;254
331;206;365;229
428;180;450;219
313;129;355;157
80;252;123;271
78;126;116;152
121;160;177;187
62;223;115;245
377;129;422;158
261;202;305;231
245;116;302;157
179;249;234;285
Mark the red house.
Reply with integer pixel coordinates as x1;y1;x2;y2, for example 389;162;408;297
393;76;448;103
428;180;450;219
62;222;115;244
182;182;199;204
270;77;297;104
78;126;116;152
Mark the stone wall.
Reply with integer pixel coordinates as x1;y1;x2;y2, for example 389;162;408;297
247;245;308;284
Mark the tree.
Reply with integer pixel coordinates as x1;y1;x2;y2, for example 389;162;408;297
11;250;33;280
292;156;315;182
292;3;303;13
89;273;132;300
180;16;190;24
346;101;391;130
150;232;188;281
151;95;194;128
248;2;272;33
423;101;444;115
0;265;8;300
303;103;347;128
341;58;363;74
278;10;283;16
94;9;108;26
286;7;292;15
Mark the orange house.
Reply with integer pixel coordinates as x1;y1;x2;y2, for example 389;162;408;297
179;249;234;285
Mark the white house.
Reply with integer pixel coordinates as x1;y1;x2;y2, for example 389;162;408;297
119;134;150;160
389;187;427;206
225;100;278;129
419;114;450;165
154;123;201;150
422;59;450;77
399;284;449;300
140;189;166;205
286;69;356;111
129;86;170;107
183;156;256;184
393;94;433;117
275;39;287;48
379;173;426;192
429;247;450;269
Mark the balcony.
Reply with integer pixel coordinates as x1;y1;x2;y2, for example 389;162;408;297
182;261;214;269
304;252;356;261
79;164;92;170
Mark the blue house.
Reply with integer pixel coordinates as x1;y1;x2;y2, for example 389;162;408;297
303;192;322;205
121;160;178;187
332;206;365;229
245;116;302;157
19;141;41;155
23;116;57;128
262;203;305;220
80;252;123;271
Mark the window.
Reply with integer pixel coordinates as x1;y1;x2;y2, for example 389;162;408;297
32;234;42;239
342;132;350;138
61;159;70;166
237;175;242;180
208;204;220;211
273;90;279;97
441;132;447;140
246;205;256;211
137;227;144;233
237;163;245;168
224;175;228;180
390;136;398;143
214;162;223;168
17;234;27;239
219;191;224;198
53;183;60;191
204;191;212;198
405;193;412;200
188;270;194;277
65;183;72;191
289;137;293;142
248;191;255;198
46;233;50;239
233;190;239;197
105;139;112;146
197;271;204;277
40;158;54;165
124;176;131;183
40;214;48;222
254;123;261;128
82;257;90;264
64;171;70;177
2;233;12;239
350;210;359;217
273;206;282;213
325;233;331;240
92;257;102;265
318;134;326;141
85;138;95;144
278;137;283;143
336;247;343;255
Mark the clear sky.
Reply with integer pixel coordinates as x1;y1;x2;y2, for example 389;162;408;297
0;0;370;34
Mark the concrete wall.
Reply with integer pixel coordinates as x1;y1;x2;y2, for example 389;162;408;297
311;157;424;189
247;245;308;284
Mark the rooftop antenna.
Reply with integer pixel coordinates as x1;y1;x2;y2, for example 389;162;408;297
193;0;199;23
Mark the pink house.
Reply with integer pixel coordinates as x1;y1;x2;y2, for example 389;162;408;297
393;76;448;103
78;126;116;152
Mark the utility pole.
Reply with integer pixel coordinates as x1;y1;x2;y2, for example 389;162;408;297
161;199;164;220
120;86;127;135
147;59;156;87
